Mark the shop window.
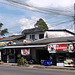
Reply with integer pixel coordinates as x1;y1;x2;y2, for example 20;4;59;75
39;34;44;39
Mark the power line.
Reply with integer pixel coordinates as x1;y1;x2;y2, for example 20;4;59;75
0;0;74;33
0;1;66;17
4;0;73;17
49;20;73;28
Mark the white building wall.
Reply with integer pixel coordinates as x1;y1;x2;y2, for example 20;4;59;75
26;34;39;40
44;31;74;38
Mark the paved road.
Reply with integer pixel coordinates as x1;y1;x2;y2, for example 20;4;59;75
0;65;75;75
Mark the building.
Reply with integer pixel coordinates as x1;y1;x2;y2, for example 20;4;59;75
0;35;24;63
2;36;75;66
22;28;75;41
0;28;75;66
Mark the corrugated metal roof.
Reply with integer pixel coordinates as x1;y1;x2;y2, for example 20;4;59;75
3;45;46;48
0;35;24;41
28;36;75;44
22;28;75;35
22;28;45;35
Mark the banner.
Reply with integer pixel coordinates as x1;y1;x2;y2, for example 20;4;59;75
56;44;68;51
68;44;75;53
0;41;8;46
48;44;68;53
48;44;56;53
0;51;1;61
21;49;30;56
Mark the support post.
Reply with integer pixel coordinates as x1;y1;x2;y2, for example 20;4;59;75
74;3;75;33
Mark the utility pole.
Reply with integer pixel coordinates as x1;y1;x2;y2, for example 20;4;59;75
74;3;75;33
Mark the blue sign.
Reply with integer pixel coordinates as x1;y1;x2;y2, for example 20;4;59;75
44;60;52;66
74;61;75;64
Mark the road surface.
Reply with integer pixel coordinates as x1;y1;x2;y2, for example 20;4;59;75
0;65;75;75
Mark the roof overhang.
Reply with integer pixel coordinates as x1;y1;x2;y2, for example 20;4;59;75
48;42;74;45
3;45;47;49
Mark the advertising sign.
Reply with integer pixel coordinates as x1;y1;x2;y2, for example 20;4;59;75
44;60;52;66
21;49;30;56
0;41;8;46
56;44;68;52
0;51;1;61
68;43;75;53
48;44;68;53
48;44;56;53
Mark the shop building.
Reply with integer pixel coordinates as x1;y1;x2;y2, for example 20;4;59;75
0;28;75;67
22;28;75;41
0;35;25;63
27;36;75;66
2;36;75;67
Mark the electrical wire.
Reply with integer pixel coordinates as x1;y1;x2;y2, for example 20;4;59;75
49;20;73;28
4;0;73;17
0;0;74;34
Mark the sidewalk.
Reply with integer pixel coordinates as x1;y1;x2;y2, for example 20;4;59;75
0;63;75;70
32;65;75;70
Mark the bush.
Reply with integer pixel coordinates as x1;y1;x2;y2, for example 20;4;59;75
17;54;28;66
17;54;21;58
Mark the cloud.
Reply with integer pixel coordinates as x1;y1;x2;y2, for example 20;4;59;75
12;32;19;35
28;0;75;8
0;0;74;36
48;24;54;29
19;17;53;30
0;16;3;20
19;16;39;30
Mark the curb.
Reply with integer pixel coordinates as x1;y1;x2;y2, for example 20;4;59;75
0;63;75;70
33;66;75;70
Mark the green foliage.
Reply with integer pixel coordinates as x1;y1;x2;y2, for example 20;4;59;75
0;23;3;28
0;23;9;36
17;54;21;58
17;57;25;65
17;54;28;65
35;18;48;30
1;28;8;36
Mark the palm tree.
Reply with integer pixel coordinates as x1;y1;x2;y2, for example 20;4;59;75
0;23;3;29
0;23;8;36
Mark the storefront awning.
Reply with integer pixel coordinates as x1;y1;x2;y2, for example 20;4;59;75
3;45;47;49
0;46;5;50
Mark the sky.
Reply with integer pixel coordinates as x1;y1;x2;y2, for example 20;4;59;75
0;0;75;37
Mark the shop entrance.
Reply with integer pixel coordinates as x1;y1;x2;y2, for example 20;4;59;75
1;50;7;63
36;50;50;64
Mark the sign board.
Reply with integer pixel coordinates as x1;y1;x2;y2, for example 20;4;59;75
21;49;30;56
48;44;68;53
0;51;1;61
48;44;56;53
0;41;8;46
68;43;75;53
44;60;52;66
56;44;68;52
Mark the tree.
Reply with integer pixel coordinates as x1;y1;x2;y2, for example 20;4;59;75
0;23;3;29
0;23;8;36
34;18;48;30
